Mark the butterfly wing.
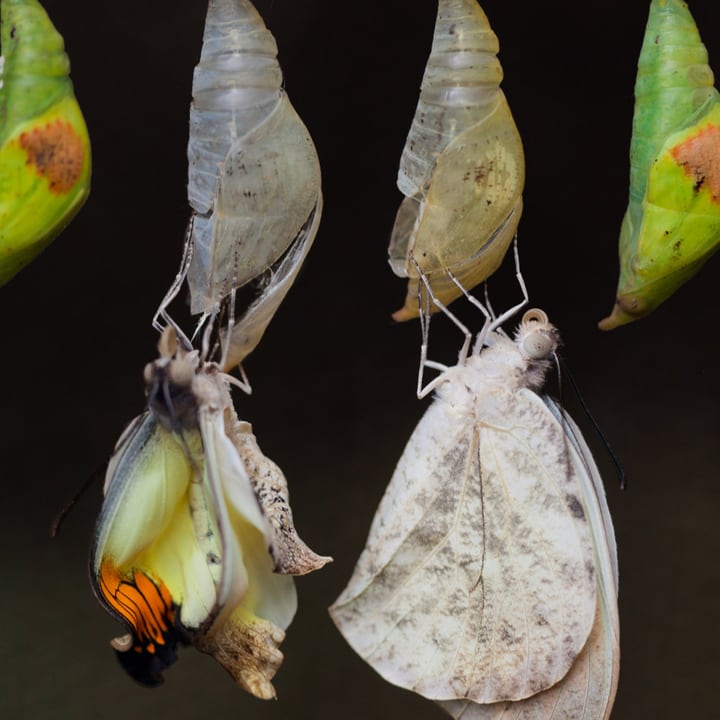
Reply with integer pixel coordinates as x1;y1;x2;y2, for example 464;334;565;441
439;400;619;719
90;413;222;686
331;380;597;704
0;0;91;286
191;387;302;699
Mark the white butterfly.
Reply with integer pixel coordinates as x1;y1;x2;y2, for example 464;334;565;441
330;309;619;718
91;328;330;695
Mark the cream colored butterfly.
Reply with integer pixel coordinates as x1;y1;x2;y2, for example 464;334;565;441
330;309;619;719
91;327;330;694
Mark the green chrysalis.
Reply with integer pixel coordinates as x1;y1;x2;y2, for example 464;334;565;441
600;0;720;329
0;0;91;287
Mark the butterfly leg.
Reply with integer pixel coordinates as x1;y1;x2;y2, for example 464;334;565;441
153;216;195;351
410;253;470;399
472;235;529;354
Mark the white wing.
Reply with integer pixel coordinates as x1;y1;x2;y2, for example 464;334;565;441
331;385;598;704
439;400;620;719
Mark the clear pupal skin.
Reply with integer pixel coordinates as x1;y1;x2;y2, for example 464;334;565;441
185;0;322;317
389;0;524;322
154;0;322;376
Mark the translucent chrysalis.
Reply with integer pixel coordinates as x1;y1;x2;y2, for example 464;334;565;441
388;0;524;322
157;0;322;372
185;0;321;316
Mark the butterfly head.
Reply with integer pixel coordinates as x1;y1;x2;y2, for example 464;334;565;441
143;327;201;431
514;309;560;389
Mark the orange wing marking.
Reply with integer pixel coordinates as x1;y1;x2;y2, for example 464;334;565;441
98;561;176;651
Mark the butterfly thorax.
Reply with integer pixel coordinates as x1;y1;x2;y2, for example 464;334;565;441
435;311;559;415
143;327;231;433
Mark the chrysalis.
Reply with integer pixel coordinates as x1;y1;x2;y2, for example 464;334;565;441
185;0;321;317
388;0;524;322
600;0;720;330
0;0;90;286
91;328;331;694
330;310;619;718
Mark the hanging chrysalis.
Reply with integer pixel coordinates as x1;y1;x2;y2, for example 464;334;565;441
0;0;90;286
600;0;720;329
185;0;321;317
388;0;524;322
91;328;331;693
331;309;619;718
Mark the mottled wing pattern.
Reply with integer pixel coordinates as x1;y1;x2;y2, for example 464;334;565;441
439;400;619;719
331;386;597;704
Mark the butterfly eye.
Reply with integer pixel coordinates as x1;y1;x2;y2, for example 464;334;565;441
521;330;554;360
167;358;195;389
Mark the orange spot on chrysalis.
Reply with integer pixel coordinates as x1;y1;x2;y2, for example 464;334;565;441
18;119;84;194
670;124;720;203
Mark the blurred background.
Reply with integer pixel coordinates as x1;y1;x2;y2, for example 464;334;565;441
2;0;719;717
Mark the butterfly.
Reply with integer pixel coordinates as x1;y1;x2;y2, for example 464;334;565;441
0;0;90;286
330;309;619;718
600;0;720;329
388;0;524;322
90;327;330;694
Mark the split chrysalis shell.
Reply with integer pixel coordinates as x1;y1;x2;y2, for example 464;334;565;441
600;0;720;329
186;0;322;316
389;0;524;321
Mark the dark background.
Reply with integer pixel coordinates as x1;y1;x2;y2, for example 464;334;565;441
3;1;719;717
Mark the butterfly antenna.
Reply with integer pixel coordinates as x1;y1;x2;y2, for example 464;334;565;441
50;460;107;538
556;356;627;491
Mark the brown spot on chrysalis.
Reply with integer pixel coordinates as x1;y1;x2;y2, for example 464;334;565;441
18;119;85;194
670;124;720;203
